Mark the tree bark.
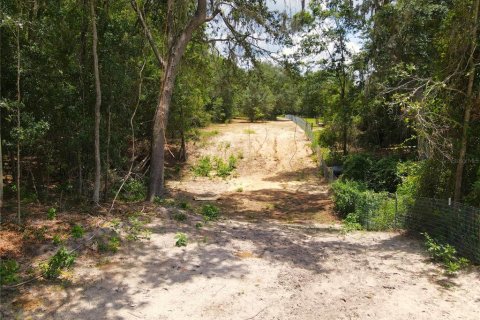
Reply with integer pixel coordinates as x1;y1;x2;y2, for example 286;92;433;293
146;0;212;200
454;0;479;201
91;0;102;204
104;104;111;201
0;16;3;215
16;23;21;223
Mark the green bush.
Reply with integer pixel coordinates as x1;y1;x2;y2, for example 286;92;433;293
47;207;57;220
331;179;366;218
201;204;220;221
41;247;76;279
175;233;188;247
71;224;85;239
0;259;20;285
343;153;373;182
98;235;121;253
173;211;187;222
342;213;363;232
192;156;213;177
424;233;469;274
121;179;146;201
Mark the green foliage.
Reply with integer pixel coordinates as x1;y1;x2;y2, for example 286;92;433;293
195;222;203;229
342;213;363;233
192;156;213;177
423;233;469;274
126;215;151;241
332;179;397;230
243;129;256;134
71;224;85;239
174;233;188;247
331;179;367;218
201;204;220;221
173;211;187;222
52;234;63;245
121;179;147;202
47;207;57;220
0;259;20;285
41;247;76;279
98;235;121;253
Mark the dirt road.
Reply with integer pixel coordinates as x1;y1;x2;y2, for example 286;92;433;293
2;119;479;319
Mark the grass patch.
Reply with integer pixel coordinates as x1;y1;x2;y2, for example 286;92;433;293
200;130;219;139
243;129;256;134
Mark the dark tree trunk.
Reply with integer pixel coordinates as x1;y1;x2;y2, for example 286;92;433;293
91;0;102;203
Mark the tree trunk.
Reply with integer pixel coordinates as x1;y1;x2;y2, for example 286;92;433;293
0;17;3;214
91;0;102;204
454;0;479;201
146;0;211;201
16;24;21;223
104;104;111;201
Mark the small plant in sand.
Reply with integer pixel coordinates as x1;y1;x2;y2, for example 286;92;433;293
243;129;256;134
201;204;220;221
52;234;64;245
0;259;20;285
175;233;188;247
192;156;213;177
47;207;57;220
98;235;121;253
423;233;469;275
173;211;187;222
41;247;76;279
71;224;85;239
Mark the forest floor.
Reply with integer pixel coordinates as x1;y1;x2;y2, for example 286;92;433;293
1;119;480;319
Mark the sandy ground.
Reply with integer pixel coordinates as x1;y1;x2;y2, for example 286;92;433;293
2;119;480;319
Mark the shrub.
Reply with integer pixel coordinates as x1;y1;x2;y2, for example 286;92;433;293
126;215;151;241
47;207;57;220
174;233;188;247
52;234;63;245
121;179;146;201
342;213;363;232
424;233;469;274
192;156;213;177
41;247;76;279
173;211;187;222
331;179;366;218
0;259;20;285
342;153;373;182
201;204;220;221
98;235;121;253
71;224;85;239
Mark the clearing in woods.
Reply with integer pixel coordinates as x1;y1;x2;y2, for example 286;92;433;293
2;119;479;319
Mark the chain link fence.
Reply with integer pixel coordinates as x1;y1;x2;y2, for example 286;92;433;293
285;115;335;181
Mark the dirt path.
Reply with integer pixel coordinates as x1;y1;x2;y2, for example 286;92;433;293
2;119;480;319
168;119;334;223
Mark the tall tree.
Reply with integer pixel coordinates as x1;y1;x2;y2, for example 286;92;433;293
454;0;480;201
131;0;282;200
91;0;102;204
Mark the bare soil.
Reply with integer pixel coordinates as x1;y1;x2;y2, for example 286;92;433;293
1;119;479;319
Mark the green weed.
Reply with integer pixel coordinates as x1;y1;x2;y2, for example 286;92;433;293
71;224;85;239
47;207;57;220
424;233;469;275
41;247;76;279
192;156;213;177
0;259;20;285
175;233;188;247
201;204;220;221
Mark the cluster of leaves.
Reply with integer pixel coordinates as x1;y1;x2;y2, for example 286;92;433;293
174;233;188;247
0;259;20;285
201;204;220;221
423;233;469;275
41;247;76;279
192;155;238;178
332;179;397;231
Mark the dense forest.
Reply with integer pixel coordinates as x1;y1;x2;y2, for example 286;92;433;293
0;0;479;216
